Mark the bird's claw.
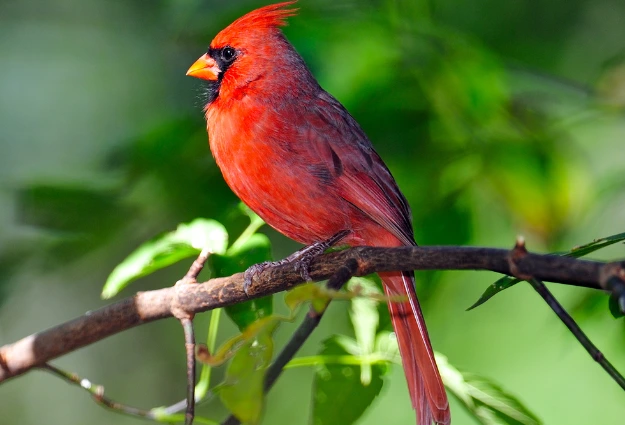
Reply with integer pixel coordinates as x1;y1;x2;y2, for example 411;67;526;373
243;230;350;295
243;260;286;296
243;255;314;296
293;254;315;282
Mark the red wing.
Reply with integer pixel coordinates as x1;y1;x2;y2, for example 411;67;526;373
308;91;415;246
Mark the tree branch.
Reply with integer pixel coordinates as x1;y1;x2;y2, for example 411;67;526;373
0;245;621;383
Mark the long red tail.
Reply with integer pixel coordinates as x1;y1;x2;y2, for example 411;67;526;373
380;271;450;425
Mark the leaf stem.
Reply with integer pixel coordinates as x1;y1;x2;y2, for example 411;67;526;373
228;214;265;254
284;353;400;369
195;308;222;400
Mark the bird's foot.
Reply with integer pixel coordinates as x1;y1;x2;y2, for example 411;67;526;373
242;230;350;295
243;258;292;295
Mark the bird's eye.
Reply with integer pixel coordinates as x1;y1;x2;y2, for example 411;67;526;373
221;47;236;63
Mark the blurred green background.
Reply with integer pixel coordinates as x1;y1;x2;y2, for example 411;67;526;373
1;0;625;424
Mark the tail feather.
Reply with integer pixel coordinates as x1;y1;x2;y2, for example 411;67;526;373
380;271;450;425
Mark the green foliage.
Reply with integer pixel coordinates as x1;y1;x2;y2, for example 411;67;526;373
194;308;223;402
309;278;390;425
287;276;541;425
311;337;385;425
211;206;273;331
36;197;549;425
215;318;277;425
437;354;542;425
101;218;228;299
348;277;382;385
210;232;274;330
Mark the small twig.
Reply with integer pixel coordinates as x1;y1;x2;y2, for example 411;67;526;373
43;361;219;424
181;318;196;425
174;249;210;425
527;278;625;390
222;258;359;425
162;399;189;417
185;248;211;281
41;363;154;419
161;308;223;416
508;239;625;390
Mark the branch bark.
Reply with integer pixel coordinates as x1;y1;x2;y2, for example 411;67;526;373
0;245;620;383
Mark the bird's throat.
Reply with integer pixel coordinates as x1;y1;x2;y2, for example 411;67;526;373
204;79;221;105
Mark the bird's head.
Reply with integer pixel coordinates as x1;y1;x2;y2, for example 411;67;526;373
186;1;304;105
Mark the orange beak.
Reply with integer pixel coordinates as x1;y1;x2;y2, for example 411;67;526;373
186;54;220;81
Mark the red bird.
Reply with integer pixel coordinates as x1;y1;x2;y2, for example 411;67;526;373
187;2;450;424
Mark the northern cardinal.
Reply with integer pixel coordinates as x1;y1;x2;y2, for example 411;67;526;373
186;2;450;424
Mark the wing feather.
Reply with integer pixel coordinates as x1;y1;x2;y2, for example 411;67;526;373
308;91;415;245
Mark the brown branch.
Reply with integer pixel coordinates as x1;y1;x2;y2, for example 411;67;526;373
0;245;621;383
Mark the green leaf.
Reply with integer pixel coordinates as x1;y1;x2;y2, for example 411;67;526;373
468;276;519;311
224;294;273;332
436;353;542;425
347;277;381;385
102;218;228;298
311;336;384;425
216;318;277;425
468;231;625;310
198;316;283;367
565;232;625;258
210;232;274;331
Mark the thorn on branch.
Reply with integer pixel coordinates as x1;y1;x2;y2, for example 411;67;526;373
508;236;533;281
